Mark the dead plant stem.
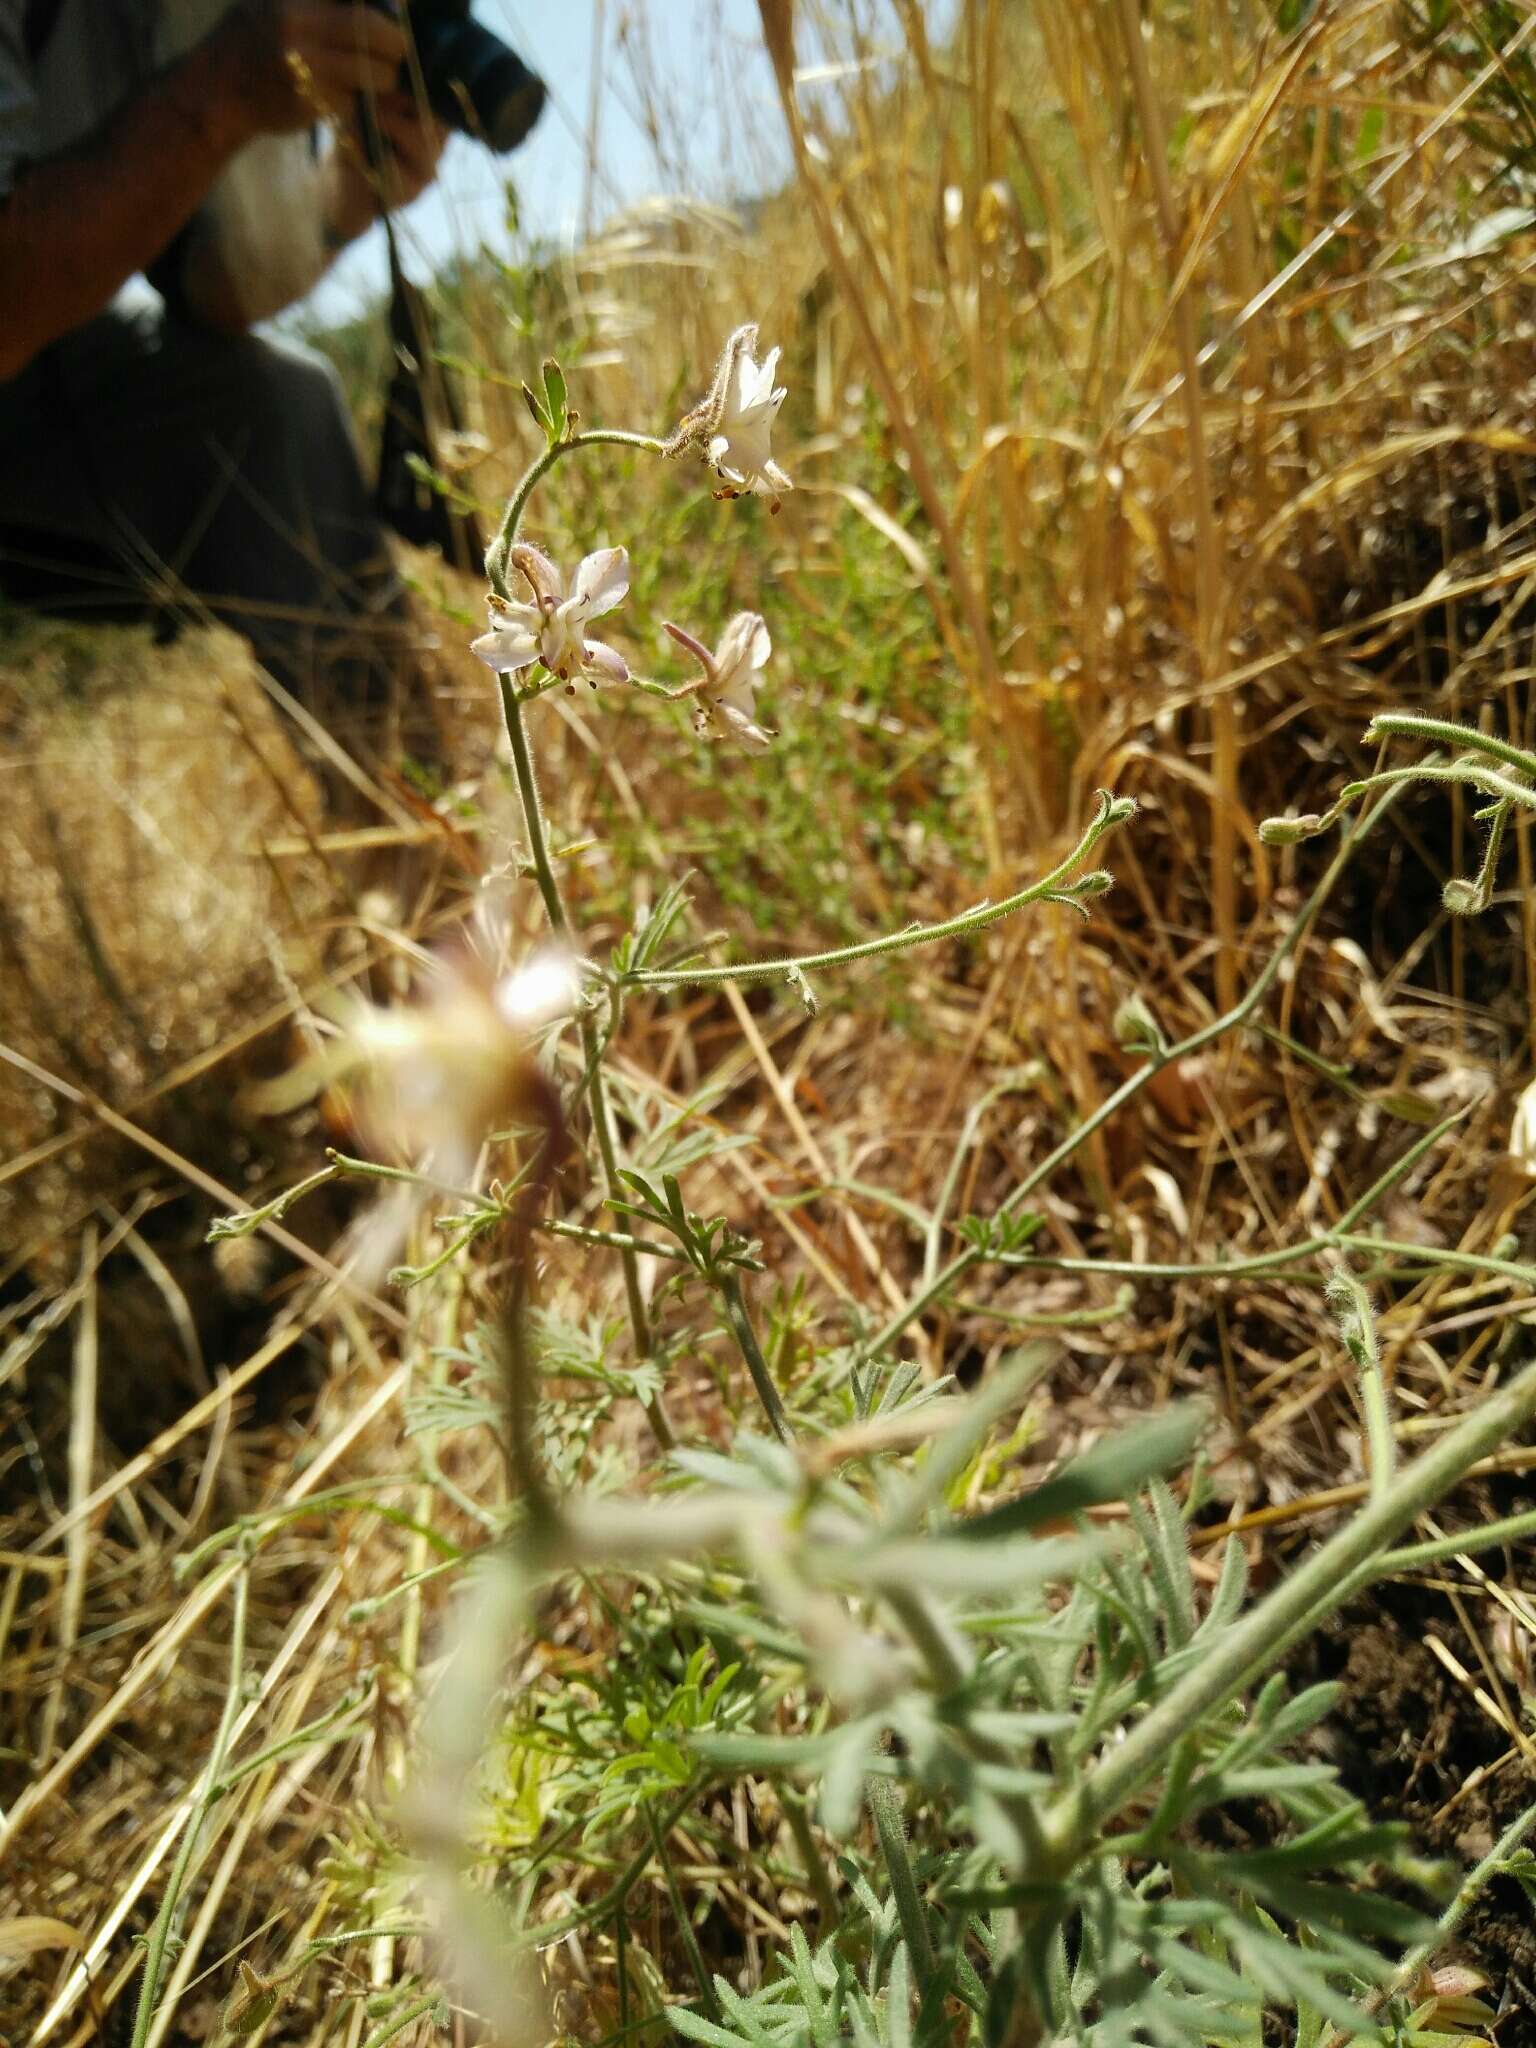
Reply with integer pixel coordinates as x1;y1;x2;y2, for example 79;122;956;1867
1113;0;1236;1009
129;1562;249;2048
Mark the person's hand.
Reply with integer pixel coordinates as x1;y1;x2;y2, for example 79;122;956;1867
360;89;450;211
323;90;449;244
208;0;409;139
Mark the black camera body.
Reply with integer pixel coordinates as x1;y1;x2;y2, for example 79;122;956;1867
401;0;546;153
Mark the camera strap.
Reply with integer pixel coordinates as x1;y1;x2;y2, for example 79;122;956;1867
366;113;484;573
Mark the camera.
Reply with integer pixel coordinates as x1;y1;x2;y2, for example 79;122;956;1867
398;0;546;153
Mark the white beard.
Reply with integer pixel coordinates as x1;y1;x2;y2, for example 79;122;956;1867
155;0;329;319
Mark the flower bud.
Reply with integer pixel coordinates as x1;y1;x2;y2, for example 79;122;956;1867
223;1962;282;2036
1442;876;1486;916
1259;812;1325;846
1069;869;1114;898
1113;993;1166;1056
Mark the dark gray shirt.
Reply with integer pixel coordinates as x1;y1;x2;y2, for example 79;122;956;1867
0;0;159;193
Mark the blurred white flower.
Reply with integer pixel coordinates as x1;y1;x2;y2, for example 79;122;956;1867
664;613;775;752
249;945;581;1175
671;324;793;509
240;943;580;1287
495;948;584;1030
472;543;630;686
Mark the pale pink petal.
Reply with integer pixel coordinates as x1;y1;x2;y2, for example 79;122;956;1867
664;620;716;674
509;542;563;607
716;700;774;752
727;355;762;416
583;639;629;685
718;612;771;674
705;325;756;429
471;610;542;671
570;547;630;620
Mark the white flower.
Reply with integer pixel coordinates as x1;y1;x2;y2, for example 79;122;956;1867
663;613;775;752
239;942;581;1287
472;543;630;686
247;945;581;1172
671;324;793;509
494;949;584;1031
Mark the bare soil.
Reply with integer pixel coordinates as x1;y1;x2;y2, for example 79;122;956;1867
1304;1594;1536;2040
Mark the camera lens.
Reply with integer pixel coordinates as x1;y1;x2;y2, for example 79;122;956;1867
414;16;547;153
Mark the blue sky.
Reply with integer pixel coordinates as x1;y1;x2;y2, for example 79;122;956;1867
312;0;788;320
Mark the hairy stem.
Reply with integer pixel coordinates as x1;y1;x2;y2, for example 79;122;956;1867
863;788;1401;1360
717;1269;791;1443
486;429;667;596
359;1995;441;2048
496;677;674;1450
1321;1795;1536;2046
867;1772;938;1982
1366;711;1536;781
625;795;1132;991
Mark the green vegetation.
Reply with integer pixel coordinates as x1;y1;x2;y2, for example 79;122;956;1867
14;5;1536;2046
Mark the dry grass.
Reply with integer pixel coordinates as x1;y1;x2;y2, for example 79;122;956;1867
9;0;1536;2037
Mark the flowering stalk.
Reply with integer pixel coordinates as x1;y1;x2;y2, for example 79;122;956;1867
494;669;673;1452
485;430;666;598
621;791;1133;994
484;425;727;1450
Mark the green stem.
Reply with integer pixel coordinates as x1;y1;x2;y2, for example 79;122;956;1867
206;1162;339;1240
498;674;573;941
1366;711;1536;781
324;1155;688;1262
1379;1503;1536;1570
1330;1269;1394;1500
486;430;667;597
131;1564;250;2048
520;1783;703;1949
1043;1344;1536;1867
717;1270;791;1443
497;676;674;1453
984;1231;1535;1291
867;1773;937;1982
264;1928;425;1990
625;797;1132;991
863;789;1400;1360
212;1679;374;1795
1339;761;1536;814
1323;1795;1536;2045
537;1218;686;1260
359;1994;441;2048
783;1791;840;1926
645;1804;721;2024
